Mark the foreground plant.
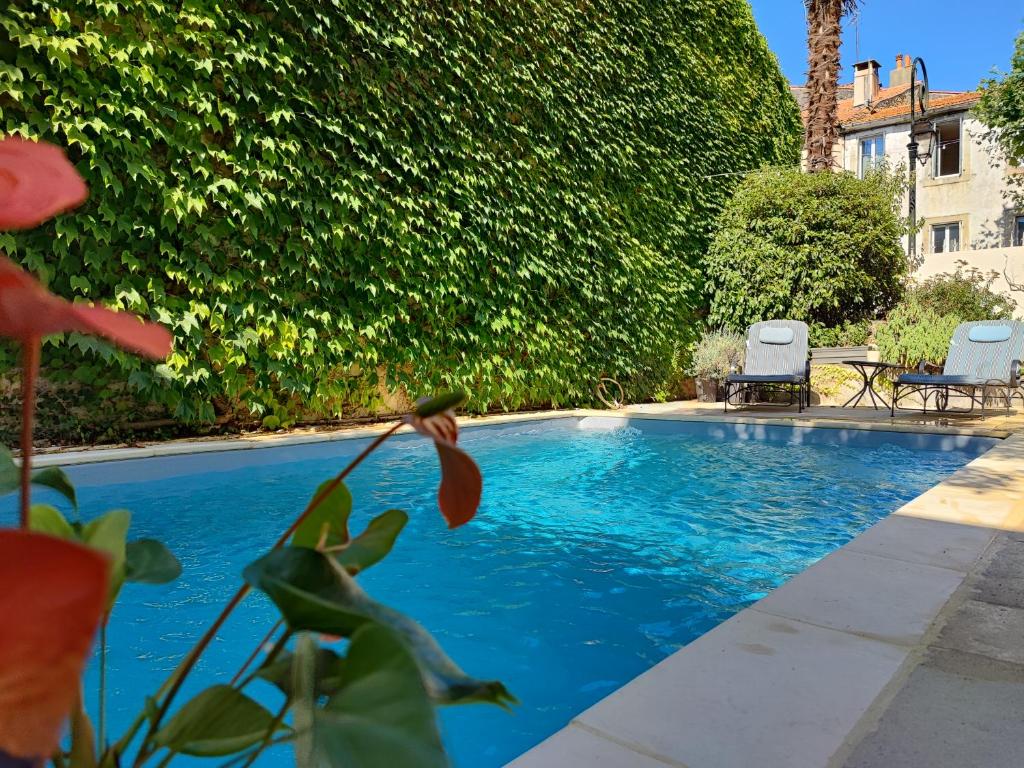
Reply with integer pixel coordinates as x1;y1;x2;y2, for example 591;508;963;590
0;136;510;768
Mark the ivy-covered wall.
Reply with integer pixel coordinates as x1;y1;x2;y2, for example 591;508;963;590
0;0;801;424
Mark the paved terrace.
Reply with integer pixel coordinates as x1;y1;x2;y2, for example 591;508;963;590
30;400;1024;767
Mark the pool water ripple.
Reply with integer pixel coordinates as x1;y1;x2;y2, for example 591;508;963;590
0;419;990;767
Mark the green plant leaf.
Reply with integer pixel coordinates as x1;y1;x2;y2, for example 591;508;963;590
244;547;515;707
311;624;448;768
153;685;281;757
0;447;77;509
30;467;78;509
125;539;182;584
292;633;317;768
28;503;76;539
82;510;131;606
0;445;19;497
414;392;467;418
335;510;408;575
257;647;347;699
292;480;353;550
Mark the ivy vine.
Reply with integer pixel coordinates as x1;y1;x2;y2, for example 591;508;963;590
0;0;801;423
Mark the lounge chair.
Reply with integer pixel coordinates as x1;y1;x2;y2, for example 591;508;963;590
890;320;1024;415
724;320;811;413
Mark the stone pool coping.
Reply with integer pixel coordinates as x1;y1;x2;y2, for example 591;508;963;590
28;406;1024;766
30;404;1015;468
508;420;1024;768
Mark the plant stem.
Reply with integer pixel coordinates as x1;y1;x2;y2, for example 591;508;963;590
131;421;404;768
99;619;108;749
229;618;284;687
19;337;40;528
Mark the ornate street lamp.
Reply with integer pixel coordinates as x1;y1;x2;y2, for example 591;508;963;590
907;57;936;262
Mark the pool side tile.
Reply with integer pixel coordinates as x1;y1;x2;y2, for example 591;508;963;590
751;549;963;646
843;515;994;573
564;610;909;768
505;724;685;768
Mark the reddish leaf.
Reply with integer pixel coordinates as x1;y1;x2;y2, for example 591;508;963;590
0;531;109;759
403;411;482;528
0;256;171;358
0;137;87;231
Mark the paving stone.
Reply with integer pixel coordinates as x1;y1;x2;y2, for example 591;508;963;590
752;549;963;646
978;535;1024;579
934;599;1024;666
573;610;908;768
846;515;993;572
506;725;683;768
843;649;1024;768
970;571;1024;609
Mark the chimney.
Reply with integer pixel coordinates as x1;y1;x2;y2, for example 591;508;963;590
852;60;881;107
890;53;912;88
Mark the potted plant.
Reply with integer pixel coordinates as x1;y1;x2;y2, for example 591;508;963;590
688;329;745;402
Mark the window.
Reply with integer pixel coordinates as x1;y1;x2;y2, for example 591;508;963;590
931;222;961;253
1015;215;1024;247
934;120;962;177
859;135;884;177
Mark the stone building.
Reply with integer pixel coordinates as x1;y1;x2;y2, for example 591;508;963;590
795;55;1024;310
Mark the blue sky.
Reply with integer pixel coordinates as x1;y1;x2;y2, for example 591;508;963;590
748;0;1023;91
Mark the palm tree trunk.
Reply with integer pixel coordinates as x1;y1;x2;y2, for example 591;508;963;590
804;0;857;172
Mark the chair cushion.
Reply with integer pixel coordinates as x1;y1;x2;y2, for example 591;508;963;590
726;373;804;384
967;325;1013;343
898;373;1010;386
758;327;795;345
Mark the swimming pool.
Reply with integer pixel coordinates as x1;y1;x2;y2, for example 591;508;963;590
3;417;995;766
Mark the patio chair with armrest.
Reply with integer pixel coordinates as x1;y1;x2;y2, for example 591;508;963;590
724;320;811;413
890;320;1024;416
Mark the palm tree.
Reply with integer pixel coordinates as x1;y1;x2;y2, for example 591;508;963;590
803;0;860;172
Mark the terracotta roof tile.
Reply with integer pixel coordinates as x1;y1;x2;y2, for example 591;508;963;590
840;90;979;127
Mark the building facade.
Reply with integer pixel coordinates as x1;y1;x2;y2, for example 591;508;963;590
796;55;1024;310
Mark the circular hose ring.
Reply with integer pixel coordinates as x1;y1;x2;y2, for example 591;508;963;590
596;377;625;410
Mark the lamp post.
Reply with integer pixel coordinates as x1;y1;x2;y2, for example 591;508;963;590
907;57;933;262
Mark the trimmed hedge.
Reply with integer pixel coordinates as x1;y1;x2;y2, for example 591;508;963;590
704;166;907;333
0;0;801;422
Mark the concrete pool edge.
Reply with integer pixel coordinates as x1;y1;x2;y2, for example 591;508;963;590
507;431;1024;768
29;404;1014;468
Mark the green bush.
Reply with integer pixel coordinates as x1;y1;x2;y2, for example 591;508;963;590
704;166;908;332
687;329;746;380
808;319;872;349
0;0;801;424
913;263;1016;320
875;266;1016;366
875;296;962;366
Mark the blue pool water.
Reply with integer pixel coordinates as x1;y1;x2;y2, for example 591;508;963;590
3;418;994;766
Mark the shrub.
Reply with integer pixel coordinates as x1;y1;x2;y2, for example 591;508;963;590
913;263;1016;320
0;0;801;425
808;319;872;348
875;266;1016;366
687;329;746;380
704;166;908;331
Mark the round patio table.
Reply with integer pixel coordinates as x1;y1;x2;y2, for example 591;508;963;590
841;360;905;410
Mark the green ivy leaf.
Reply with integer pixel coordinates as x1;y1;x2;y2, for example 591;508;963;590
125;539;182;584
244;547;515;707
154;685;282;757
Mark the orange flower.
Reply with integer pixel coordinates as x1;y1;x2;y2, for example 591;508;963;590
0;137;88;231
0;256;172;358
403;409;482;528
0;531;109;758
